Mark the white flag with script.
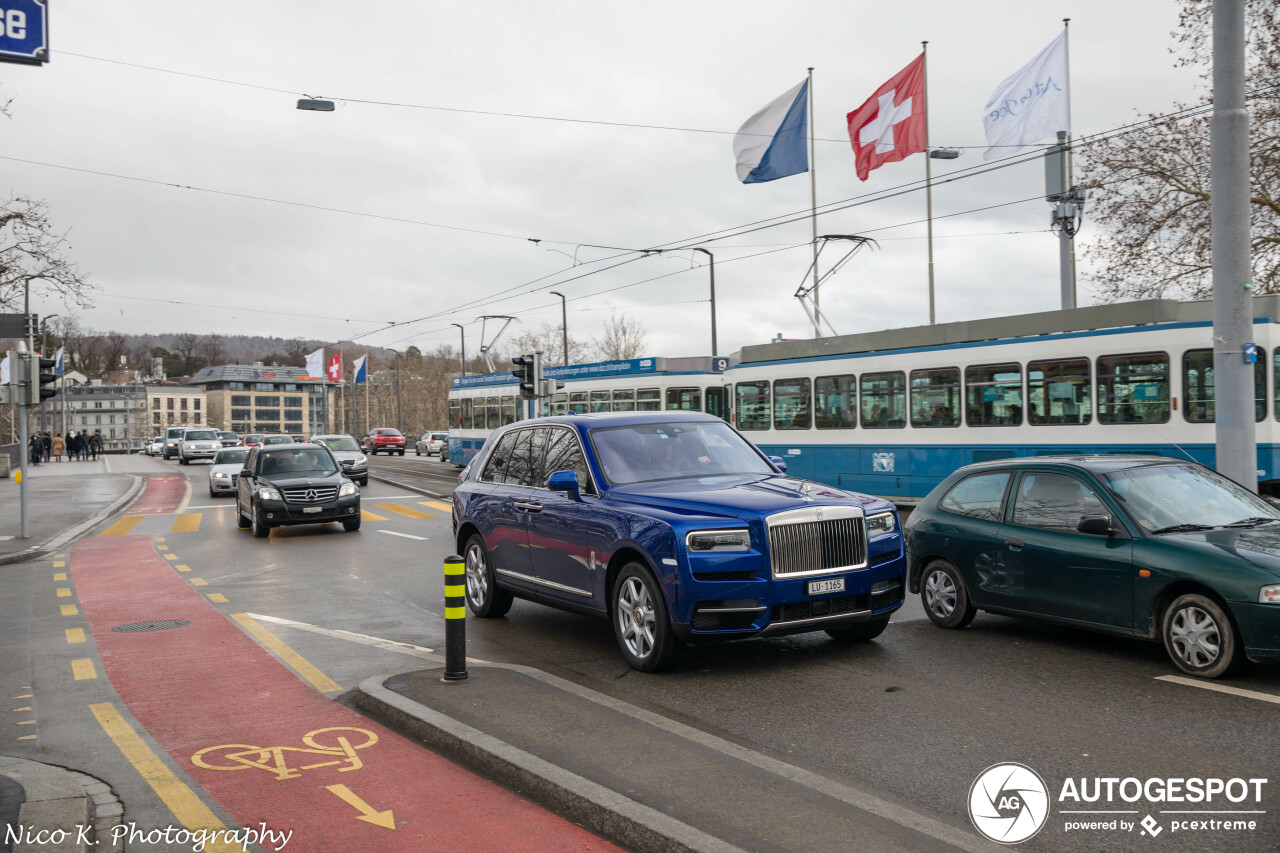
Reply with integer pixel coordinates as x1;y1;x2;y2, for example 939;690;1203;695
0;355;8;385
982;31;1070;161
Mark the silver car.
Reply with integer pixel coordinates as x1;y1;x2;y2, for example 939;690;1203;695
178;427;223;465
310;434;368;486
415;431;449;457
207;446;249;497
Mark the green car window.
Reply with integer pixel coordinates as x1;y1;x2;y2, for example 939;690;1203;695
1010;473;1108;532
938;471;1011;521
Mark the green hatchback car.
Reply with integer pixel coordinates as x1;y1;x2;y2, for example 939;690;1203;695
905;456;1280;679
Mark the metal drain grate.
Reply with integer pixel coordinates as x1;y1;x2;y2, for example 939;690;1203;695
109;620;192;633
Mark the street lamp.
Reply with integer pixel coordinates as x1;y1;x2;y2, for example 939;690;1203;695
689;251;717;357
548;292;568;366
451;323;466;377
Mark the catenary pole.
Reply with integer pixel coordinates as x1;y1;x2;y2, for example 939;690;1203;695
922;41;936;325
1212;0;1256;490
807;67;820;338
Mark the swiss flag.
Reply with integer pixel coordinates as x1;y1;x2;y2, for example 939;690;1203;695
846;53;927;181
327;353;342;382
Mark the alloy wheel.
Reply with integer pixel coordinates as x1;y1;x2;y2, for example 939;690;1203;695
617;576;656;660
924;570;957;619
465;544;489;606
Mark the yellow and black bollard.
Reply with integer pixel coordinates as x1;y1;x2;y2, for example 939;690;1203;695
443;554;468;681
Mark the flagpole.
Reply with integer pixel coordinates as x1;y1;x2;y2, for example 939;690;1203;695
922;41;936;326
807;66;821;339
1063;17;1077;308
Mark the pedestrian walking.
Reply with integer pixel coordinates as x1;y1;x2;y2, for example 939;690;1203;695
41;432;51;462
28;434;42;465
89;430;101;460
52;432;65;461
68;431;81;461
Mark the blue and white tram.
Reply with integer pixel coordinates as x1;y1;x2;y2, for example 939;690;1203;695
722;296;1280;501
446;356;730;465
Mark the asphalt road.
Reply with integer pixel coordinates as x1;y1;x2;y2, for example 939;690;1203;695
4;455;1278;853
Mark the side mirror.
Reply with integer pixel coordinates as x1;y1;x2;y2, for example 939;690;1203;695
1077;514;1117;536
768;455;788;474
547;470;581;501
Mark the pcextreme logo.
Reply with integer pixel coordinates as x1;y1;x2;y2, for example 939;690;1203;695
969;763;1051;844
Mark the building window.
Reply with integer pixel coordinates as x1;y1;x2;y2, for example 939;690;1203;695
231;408;251;421
284;408;303;422
194;399;201;411
167;398;174;410
256;409;280;422
94;401;103;409
167;412;174;424
255;395;280;407
284;396;303;408
152;398;160;410
153;412;160;424
95;415;101;425
109;415;115;425
254;383;274;392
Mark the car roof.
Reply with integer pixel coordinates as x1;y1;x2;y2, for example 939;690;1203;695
954;454;1194;476
505;410;724;431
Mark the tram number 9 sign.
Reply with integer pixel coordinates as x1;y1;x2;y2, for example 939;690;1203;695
0;0;48;66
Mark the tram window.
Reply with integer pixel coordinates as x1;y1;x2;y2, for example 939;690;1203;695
590;390;613;413
815;375;856;429
613;389;636;412
910;368;961;428
966;363;1023;426
860;372;906;428
1027;358;1092;425
705;387;729;421
460;398;473;430
1185;349;1265;423
486;396;502;430
1097;352;1170;424
501;396;517;426
569;391;589;414
666;387;701;411
735;381;771;430
637;388;661;411
773;378;812;430
449;398;462;429
551;393;568;417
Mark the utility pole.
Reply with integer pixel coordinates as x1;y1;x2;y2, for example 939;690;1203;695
395;353;403;435
1046;131;1084;310
1212;0;1256;490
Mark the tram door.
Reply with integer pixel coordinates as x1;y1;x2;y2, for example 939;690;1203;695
704;387;729;421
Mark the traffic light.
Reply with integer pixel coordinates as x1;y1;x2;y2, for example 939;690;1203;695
31;354;57;402
511;353;541;399
541;379;564;398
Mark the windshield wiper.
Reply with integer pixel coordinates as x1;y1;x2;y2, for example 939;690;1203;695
1224;517;1280;528
1149;523;1216;535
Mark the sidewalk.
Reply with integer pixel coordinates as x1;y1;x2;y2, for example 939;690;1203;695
0;454;153;565
357;664;1002;853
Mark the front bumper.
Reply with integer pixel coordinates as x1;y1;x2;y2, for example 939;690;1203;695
1232;601;1280;661
257;495;361;525
209;477;236;493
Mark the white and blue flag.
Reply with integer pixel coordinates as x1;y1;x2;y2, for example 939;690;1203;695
54;347;65;377
733;79;810;184
353;354;368;384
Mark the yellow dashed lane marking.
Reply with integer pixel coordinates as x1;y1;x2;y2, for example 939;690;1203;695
16;720;34;726
156;545;169;551
60;605;77;616
91;702;240;853
71;659;97;680
176;565;191;572
52;560;65;568
13;694;32;700
17;735;36;741
206;593;228;604
190;578;208;587
421;500;453;512
56;588;71;598
99;516;143;537
65;628;86;644
163;554;178;561
230;613;340;693
376;503;434;519
170;513;202;534
13;707;32;712
53;572;66;581
360;508;389;522
154;538;164;543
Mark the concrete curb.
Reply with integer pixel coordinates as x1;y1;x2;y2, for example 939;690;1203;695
366;472;450;500
0;475;146;567
355;674;747;853
0;756;123;853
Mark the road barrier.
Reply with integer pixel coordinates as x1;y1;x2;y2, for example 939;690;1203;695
443;555;468;680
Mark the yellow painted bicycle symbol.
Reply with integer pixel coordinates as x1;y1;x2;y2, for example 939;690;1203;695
191;727;378;781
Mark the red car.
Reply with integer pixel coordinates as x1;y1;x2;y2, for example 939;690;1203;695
362;428;406;456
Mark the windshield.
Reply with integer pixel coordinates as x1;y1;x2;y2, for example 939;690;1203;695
214;449;249;465
589;421;774;485
259;448;338;477
219;432;237;440
184;430;218;441
1102;463;1280;533
262;436;292;445
315;436;360;452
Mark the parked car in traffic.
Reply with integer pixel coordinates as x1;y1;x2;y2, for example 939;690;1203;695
904;456;1280;679
452;411;905;671
147;437;164;456
208;446;249;497
415;431;449;457
163;426;187;460
259;435;294;447
235;443;361;537
178;427;222;465
362;428;406;456
243;434;265;448
218;431;241;447
310;434;369;486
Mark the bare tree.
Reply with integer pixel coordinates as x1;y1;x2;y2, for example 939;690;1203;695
171;333;201;375
197;334;228;367
283;338;314;365
592;311;648;360
1079;0;1280;301
507;322;591;367
0;197;96;311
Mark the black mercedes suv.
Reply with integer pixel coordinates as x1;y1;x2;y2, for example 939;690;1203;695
235;443;361;538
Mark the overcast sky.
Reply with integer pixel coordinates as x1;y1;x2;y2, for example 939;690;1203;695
0;1;1199;364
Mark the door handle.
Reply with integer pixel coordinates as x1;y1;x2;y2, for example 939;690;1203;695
1004;538;1023;551
514;501;543;513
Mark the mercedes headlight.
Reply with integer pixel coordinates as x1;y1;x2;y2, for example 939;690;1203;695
339;482;358;497
866;512;898;536
686;529;751;553
258;487;281;501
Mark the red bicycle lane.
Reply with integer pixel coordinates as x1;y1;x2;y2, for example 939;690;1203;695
69;533;620;852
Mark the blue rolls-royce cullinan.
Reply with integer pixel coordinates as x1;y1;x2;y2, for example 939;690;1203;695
450;411;906;671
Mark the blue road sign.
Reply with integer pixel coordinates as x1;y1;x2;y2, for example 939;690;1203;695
1245;343;1258;364
0;0;48;66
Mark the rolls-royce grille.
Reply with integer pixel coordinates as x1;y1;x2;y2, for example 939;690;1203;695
282;486;338;504
768;515;866;577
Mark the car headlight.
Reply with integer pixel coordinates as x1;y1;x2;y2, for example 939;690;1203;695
258;488;281;501
866;511;898;536
212;472;228;479
356;454;367;465
1261;584;1280;604
686;529;751;552
339;482;358;496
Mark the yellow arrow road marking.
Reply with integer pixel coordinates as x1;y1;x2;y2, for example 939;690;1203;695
360;509;389;522
324;784;395;829
421;500;453;512
375;503;434;519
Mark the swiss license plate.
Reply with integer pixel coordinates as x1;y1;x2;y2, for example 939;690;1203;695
302;506;323;514
807;577;846;596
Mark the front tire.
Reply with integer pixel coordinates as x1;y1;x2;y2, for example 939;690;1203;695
358;477;368;487
921;560;976;629
236;498;251;529
826;615;890;643
612;563;676;672
342;518;361;532
251;502;270;538
464;534;513;617
1162;593;1240;679
180;457;189;465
